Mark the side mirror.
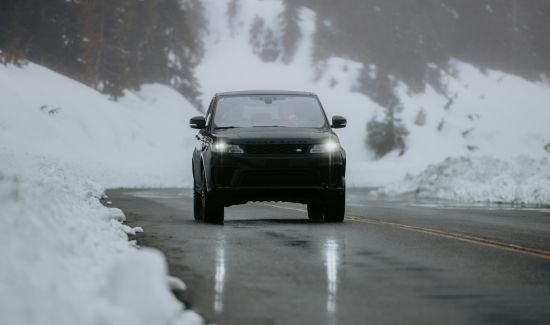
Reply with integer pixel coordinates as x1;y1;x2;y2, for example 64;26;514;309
190;116;206;129
331;115;347;128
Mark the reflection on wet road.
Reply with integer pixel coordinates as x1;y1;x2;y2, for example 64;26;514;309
109;189;550;325
214;234;225;314
210;232;343;321
325;238;338;315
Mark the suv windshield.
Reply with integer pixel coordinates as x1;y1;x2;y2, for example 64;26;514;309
213;95;327;128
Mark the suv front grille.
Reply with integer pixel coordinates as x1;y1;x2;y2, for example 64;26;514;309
238;170;317;186
245;144;310;155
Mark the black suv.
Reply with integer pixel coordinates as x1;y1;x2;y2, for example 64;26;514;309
190;91;346;224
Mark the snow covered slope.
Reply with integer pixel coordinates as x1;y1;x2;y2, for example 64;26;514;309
196;0;550;203
394;61;550;170
0;62;199;188
0;62;202;324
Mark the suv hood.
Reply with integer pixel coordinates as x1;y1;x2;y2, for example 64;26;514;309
212;127;333;144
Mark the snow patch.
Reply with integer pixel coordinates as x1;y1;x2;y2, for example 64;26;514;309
101;249;201;325
377;156;550;206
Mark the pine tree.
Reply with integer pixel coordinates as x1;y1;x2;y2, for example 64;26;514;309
0;0;37;64
280;1;301;64
147;0;202;105
1;0;203;103
78;0;99;86
365;73;409;158
227;0;240;35
94;0;135;99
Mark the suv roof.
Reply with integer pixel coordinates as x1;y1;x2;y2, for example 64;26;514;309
214;90;317;97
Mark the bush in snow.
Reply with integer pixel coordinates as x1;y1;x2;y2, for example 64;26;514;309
249;17;281;62
365;73;409;158
366;112;409;158
414;108;427;126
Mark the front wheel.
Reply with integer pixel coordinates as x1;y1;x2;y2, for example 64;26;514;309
307;202;324;222
324;194;345;223
201;173;224;224
193;187;203;221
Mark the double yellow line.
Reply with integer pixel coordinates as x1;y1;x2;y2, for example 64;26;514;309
262;203;550;261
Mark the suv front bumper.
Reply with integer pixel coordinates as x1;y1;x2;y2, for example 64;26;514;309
205;152;345;205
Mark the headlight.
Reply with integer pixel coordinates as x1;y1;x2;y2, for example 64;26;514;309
212;141;244;153
310;140;340;153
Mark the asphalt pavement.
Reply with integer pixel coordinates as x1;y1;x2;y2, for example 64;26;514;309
107;188;550;325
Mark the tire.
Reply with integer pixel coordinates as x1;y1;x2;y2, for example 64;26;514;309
324;194;345;223
307;202;324;222
201;172;224;224
193;187;203;221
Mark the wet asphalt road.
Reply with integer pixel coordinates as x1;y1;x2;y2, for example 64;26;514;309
107;189;550;325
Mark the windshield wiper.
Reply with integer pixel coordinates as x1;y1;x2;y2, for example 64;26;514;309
252;125;285;127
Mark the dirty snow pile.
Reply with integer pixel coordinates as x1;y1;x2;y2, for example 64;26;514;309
378;156;550;205
0;62;201;324
198;0;550;204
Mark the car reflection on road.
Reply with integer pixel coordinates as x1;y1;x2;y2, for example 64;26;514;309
214;234;226;314
209;228;342;318
325;238;339;316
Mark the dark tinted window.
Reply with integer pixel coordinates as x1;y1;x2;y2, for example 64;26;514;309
213;95;327;128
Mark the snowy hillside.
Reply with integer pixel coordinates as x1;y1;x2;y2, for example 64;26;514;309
0;63;202;324
0;62;200;188
196;0;550;204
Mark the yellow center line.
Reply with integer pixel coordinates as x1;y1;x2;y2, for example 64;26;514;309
261;203;308;213
260;203;550;261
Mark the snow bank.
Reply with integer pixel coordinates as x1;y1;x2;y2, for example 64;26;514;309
0;62;202;324
377;156;550;206
0;150;201;325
